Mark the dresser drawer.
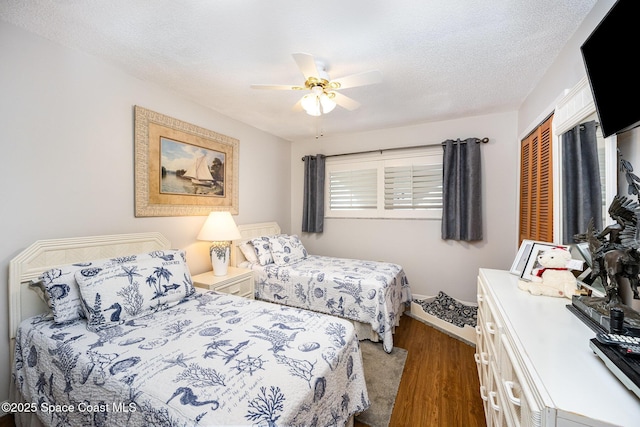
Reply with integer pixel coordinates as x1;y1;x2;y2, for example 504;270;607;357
478;278;503;365
498;333;543;427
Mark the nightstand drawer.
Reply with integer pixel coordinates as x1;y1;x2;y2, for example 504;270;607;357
191;267;255;299
213;277;253;298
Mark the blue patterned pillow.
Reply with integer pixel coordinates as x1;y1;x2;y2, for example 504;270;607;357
39;250;185;323
251;236;277;265
75;250;195;332
269;234;308;265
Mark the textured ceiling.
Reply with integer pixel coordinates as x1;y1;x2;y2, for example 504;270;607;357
1;0;598;141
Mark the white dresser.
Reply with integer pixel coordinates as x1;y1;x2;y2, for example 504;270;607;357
476;268;640;427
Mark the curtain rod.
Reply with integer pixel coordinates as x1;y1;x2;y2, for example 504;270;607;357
301;137;489;161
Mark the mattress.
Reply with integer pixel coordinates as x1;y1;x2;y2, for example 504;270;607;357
249;255;412;352
13;291;369;426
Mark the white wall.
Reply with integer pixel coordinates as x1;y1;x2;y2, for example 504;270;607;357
0;22;291;404
518;0;617;136
290;112;519;302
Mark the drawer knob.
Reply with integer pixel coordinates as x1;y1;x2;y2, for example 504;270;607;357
489;391;501;411
504;381;522;406
480;385;488;401
480;352;489;365
486;321;496;334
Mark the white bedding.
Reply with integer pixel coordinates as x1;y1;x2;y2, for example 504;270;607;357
13;291;369;426
248;255;412;353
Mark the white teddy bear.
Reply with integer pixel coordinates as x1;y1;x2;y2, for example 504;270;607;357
518;247;577;299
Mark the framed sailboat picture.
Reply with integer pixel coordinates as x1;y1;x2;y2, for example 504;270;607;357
134;106;239;216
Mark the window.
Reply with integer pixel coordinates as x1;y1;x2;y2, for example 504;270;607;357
325;147;443;219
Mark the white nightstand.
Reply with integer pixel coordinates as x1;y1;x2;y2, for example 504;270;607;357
191;267;255;299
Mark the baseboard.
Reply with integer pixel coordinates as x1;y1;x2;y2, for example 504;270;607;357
410;293;477;346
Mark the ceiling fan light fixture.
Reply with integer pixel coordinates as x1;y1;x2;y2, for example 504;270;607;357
251;53;379;120
301;92;336;116
301;94;320;116
319;93;336;113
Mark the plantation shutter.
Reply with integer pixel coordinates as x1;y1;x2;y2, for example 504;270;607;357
519;114;554;243
384;164;443;210
328;168;377;210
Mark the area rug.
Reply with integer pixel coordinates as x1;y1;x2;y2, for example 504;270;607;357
356;340;408;427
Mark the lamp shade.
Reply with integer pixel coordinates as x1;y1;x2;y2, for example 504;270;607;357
197;211;242;241
301;91;336;116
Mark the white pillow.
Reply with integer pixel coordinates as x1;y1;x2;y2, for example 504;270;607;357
239;241;259;264
269;234;308;265
75;250;195;332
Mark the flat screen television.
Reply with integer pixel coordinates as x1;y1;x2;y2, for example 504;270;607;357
581;0;640;138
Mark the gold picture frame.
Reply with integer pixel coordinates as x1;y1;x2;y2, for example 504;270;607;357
134;106;239;217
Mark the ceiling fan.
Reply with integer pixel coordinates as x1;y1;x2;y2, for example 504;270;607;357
250;53;382;116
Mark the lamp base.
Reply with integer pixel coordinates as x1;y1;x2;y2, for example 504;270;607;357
210;241;231;276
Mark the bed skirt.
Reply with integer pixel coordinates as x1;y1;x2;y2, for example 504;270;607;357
9;384;45;427
352;305;405;344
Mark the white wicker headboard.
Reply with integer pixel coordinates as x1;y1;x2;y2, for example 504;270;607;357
8;232;170;341
231;222;281;267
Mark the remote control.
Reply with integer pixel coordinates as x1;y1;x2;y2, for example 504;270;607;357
595;332;640;346
623;345;640;357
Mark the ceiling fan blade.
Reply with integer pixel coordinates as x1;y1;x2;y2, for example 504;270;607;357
292;98;304;112
330;70;382;90
250;84;305;91
332;92;361;111
292;52;321;81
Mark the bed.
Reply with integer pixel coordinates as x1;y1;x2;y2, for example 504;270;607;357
230;222;412;353
9;232;369;427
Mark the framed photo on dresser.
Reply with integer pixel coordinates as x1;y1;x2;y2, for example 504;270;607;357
509;239;536;277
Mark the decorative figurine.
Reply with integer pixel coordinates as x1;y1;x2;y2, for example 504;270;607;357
574;153;640;329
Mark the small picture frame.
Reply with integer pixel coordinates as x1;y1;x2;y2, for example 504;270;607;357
575;242;592;268
509;239;536;276
521;242;570;281
572;242;606;296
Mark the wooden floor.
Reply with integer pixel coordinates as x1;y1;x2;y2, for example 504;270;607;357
0;314;485;427
357;314;486;427
0;414;13;427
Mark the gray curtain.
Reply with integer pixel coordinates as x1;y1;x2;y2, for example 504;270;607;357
561;120;601;244
302;154;325;233
441;139;483;241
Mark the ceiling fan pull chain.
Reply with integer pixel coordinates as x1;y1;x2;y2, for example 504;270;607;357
315;115;325;139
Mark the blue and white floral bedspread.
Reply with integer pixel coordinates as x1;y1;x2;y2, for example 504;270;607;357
13;292;369;427
249;255;412;353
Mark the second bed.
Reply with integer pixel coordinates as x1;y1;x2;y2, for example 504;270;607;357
232;222;412;353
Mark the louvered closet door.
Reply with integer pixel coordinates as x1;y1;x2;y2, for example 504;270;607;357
519;115;553;243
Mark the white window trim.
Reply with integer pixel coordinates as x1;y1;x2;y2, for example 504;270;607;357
324;147;443;219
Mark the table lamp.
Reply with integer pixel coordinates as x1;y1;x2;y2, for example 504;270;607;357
197;211;242;276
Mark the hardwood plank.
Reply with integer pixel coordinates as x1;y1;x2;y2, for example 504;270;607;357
357;314;485;427
0;415;14;427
